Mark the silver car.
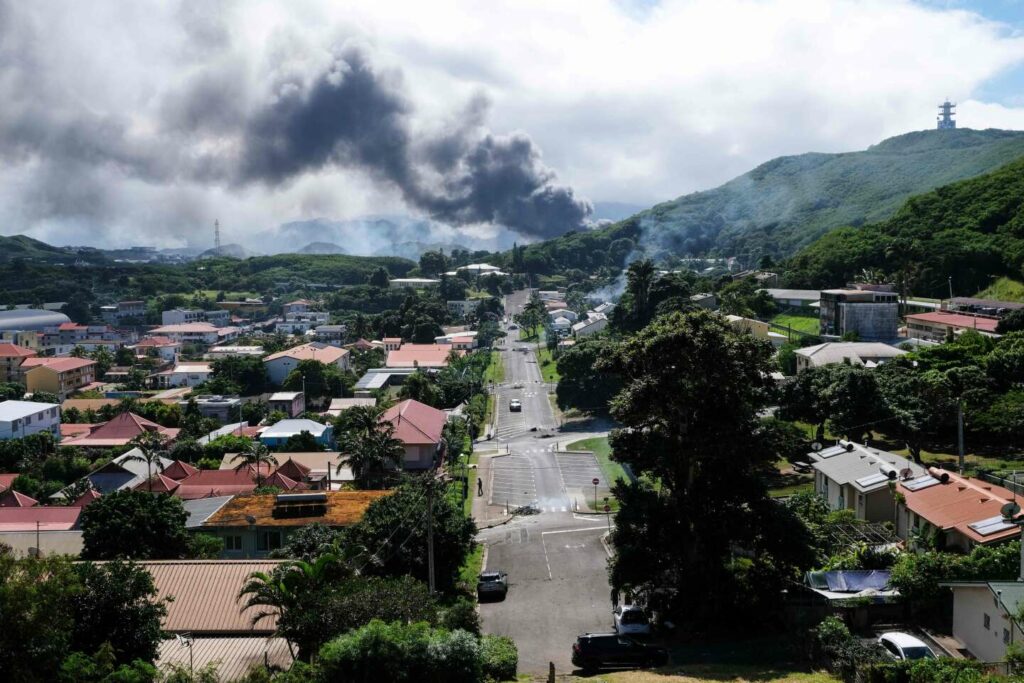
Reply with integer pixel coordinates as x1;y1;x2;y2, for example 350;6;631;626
477;571;508;600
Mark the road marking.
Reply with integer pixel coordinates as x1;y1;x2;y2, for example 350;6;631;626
540;533;552;580
541;526;608;535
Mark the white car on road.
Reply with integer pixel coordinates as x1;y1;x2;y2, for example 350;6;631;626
613;605;651;636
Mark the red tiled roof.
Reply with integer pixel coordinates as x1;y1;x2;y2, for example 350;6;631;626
0;343;37;358
385;344;461;368
163;460;199;480
263;343;348;364
0;489;38;507
136;473;181;494
0;473;18;492
0;506;81;531
71;489;102;507
900;468;1022;544
382;399;447;446
62;411;177;447
171;468;263;500
61;423;98;438
275;458;312;481
346;338;375;351
905;311;1000;334
21;356;97;373
58;322;87;331
263;471;304;491
132;336;179;348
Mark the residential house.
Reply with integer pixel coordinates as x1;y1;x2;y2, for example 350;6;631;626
353;367;418;397
276;311;330;335
218;452;354;489
548;309;579;322
0;400;60;440
382;399;448;471
809;442;926;523
323;397;376;419
724;315;771;339
61;412;179;449
100;300;146;325
129;336;182;362
446;300;478;318
434;331;478;350
267;392;305;418
149;323;240;346
0;489;38;507
572;314;608;338
203;345;266;360
138;465;294;500
259;419;333;449
794;342;908;371
52;448;174;499
313;325;348;344
282;299;312;314
550;317;572;336
905;311;1000;342
263;342;350;385
819;285;899;340
896;468;1022;551
21;357;97;399
690;293;717;310
161;308;231;326
153;361;213;388
458;263;503;275
940;581;1024;663
0;506;83;557
201;491;389;558
143;560;294;680
180;395;241;422
0;343;36;383
385;342;461;369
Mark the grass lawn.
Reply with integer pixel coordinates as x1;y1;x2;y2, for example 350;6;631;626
462;449;479;518
519;327;539;341
577;667;838;683
484;351;505;384
194;289;259;300
458;543;484;589
770;312;820;336
976;276;1024;303
536;346;560;383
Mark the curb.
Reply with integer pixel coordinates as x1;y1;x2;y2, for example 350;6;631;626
478;514;515;530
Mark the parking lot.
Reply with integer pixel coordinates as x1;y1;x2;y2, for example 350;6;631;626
490;454;538;509
556;451;611;501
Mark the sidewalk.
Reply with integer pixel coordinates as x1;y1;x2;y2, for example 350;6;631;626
470;447;515;528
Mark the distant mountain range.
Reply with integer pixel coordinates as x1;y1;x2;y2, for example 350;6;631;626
624;128;1024;258
298;241;349;255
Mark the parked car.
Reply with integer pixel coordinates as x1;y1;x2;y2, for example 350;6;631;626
571;633;668;672
509;399;522;412
613;605;652;635
477;571;508;600
878;632;935;661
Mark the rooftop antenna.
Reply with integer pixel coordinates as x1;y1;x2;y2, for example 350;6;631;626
214;219;222;251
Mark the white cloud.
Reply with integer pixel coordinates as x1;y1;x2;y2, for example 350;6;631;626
1;0;1023;249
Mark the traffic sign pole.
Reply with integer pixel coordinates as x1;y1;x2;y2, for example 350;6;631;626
592;477;599;512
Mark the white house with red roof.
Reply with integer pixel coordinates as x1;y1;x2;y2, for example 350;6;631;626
382;399;448;470
129;336;182;362
263;342;350;385
385;342;462;369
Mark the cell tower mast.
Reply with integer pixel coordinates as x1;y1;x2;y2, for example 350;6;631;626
937;99;956;130
214;219;222;251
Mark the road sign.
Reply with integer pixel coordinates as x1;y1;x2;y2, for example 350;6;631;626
603;504;611;512
592;477;599;486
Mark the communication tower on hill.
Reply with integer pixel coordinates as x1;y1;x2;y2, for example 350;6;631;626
937;100;956;130
214;219;222;251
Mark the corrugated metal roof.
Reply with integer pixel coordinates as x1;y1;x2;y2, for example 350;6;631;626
141;560;284;634
158;636;293;681
811;444;924;492
182;496;234;528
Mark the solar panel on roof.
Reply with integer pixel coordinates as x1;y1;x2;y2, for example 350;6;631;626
903;475;940;491
968;515;1017;537
818;445;847;459
855;473;890;488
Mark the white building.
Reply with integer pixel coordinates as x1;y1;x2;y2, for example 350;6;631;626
161;309;231;327
548;309;578;322
446;300;478;318
551;317;572;336
0;400;61;440
276;311;330;335
572;314;608;338
389;278;440;289
153;362;214;389
204;346;267;360
150;323;240;346
808;441;925;523
263;343;350;386
794;342;907;371
941;581;1024;663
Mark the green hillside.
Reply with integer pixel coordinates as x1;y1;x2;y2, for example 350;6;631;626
784;155;1024;297
641;128;1024;258
0;234;76;262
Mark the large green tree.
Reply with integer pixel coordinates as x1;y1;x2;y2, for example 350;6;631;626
598;310;813;627
80;490;191;560
554;337;622;414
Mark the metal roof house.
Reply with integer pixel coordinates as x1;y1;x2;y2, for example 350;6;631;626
940;581;1024;663
809;441;926;524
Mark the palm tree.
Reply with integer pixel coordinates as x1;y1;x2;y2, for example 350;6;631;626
626;259;656;322
336;406;405;489
231;441;278;487
126;430;169;492
238;553;353;661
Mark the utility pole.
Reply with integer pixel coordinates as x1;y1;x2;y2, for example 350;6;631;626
957;401;965;475
426;482;436;594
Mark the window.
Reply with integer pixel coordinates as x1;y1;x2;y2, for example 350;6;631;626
257;531;282;552
984;613;991;630
1005;629;1011;645
224;536;242;551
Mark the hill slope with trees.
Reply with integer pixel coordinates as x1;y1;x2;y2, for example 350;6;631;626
784;154;1024;297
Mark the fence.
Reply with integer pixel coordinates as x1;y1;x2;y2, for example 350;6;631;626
976;470;1024;497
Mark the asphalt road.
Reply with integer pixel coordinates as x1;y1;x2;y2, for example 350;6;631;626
477;291;614;674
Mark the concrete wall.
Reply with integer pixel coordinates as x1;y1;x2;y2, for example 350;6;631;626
0;530;82;557
840;303;899;341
